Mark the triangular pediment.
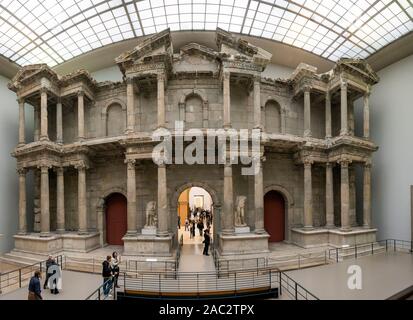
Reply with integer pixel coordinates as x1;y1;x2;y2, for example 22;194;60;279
180;43;219;61
115;28;172;65
8;64;58;92
335;58;379;84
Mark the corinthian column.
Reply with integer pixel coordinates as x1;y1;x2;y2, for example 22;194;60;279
126;159;137;235
339;159;351;230
340;80;348;136
18;168;27;234
40;88;48;141
77;164;87;233
303;159;313;229
325;162;334;228
56;167;65;233
363;161;372;228
77;91;85;141
157;163;169;237
126;78;135;134
223;71;231;128
56;98;63;144
325;91;332;139
254;158;264;233
253;76;261;129
18;99;25;146
363;89;370;139
223;163;234;234
157;73;166;128
303;86;311;137
40;165;50;235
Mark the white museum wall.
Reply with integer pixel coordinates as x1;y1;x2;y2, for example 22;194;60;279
189;187;212;211
355;53;413;241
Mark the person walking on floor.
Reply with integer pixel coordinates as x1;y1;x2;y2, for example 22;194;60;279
48;258;62;295
198;219;204;237
203;229;211;256
28;271;43;300
185;218;189;231
111;251;121;289
43;255;53;289
102;255;113;298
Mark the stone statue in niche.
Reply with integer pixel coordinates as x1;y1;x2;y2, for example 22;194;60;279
235;196;247;227
145;201;157;228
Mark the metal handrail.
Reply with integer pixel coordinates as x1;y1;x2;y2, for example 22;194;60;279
85;277;116;300
327;238;413;262
0;255;65;294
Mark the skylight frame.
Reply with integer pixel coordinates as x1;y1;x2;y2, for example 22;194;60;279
0;0;411;67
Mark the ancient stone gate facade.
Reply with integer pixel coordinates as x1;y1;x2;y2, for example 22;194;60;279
9;28;379;257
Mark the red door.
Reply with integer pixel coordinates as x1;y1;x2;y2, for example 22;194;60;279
264;191;285;242
106;193;127;245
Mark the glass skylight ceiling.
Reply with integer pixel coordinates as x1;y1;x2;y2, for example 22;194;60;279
0;0;412;67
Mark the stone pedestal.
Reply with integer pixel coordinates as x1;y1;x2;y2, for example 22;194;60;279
291;227;377;248
141;226;157;235
123;234;173;256
234;226;250;234
218;232;269;256
13;232;100;254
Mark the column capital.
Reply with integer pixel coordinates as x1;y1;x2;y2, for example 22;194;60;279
364;160;372;168
223;71;230;80
17;97;25;105
303;84;312;93
126;77;134;85
325;162;335;169
253;75;261;83
77;90;85;97
126;159;137;169
157;72;166;82
74;163;88;171
40;87;48;95
158;162;166;169
340;80;348;89
37;163;52;171
303;158;314;167
337;158;351;167
54;167;65;175
17;167;27;175
56;96;62;104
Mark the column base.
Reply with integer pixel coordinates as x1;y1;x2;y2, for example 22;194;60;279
303;131;312;138
223;124;232;129
17;143;26;148
39;136;49;141
339;130;348;136
40;232;52;238
340;227;352;232
156;231;169;237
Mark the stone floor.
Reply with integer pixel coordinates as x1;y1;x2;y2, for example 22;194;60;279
0;270;102;300
285;251;413;299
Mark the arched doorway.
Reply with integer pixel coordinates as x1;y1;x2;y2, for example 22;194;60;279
264;190;285;242
105;193;127;245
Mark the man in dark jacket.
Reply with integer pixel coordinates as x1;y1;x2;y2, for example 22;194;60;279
43;255;53;289
102;256;113;297
203;229;211;256
28;271;42;300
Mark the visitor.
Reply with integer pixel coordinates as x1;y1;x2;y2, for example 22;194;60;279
43;255;53;289
28;271;42;300
111;251;121;289
203;229;211;256
191;221;196;238
184;218;189;231
177;215;181;229
102;255;113;297
48;258;61;294
198;219;204;237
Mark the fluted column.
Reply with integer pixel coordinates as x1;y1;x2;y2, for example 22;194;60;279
340;81;348;136
40;165;50;235
303;159;313;228
56;98;63;144
77;91;85;141
325;91;332;139
157;164;169;237
77;165;87;233
222;163;234;234
325;162;334;228
18;168;27;234
253;76;261;129
303;86;311;137
126;159;137;235
40;88;48;141
18;99;25;146
363;90;370;139
56;167;65;233
126;78;135;134
339;159;351;230
223;71;231;128
34;106;40;142
157;73;165;128
254;158;264;233
363;162;372;228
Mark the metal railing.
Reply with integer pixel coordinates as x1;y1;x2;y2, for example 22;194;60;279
327;239;413;262
0;255;65;294
85;266;319;300
85;277;117;300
